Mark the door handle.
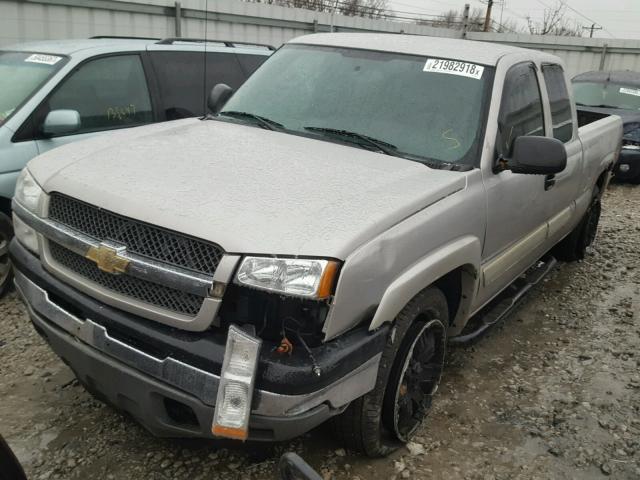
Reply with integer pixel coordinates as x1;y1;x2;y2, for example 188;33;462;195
544;174;556;191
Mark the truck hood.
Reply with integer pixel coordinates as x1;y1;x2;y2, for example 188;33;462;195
29;118;467;259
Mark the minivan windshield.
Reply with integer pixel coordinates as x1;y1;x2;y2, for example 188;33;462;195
0;51;66;126
220;44;493;167
573;81;640;111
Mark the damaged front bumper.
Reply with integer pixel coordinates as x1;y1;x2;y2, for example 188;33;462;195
11;240;387;441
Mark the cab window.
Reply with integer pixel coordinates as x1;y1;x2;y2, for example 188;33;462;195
497;62;544;157
47;54;153;135
542;64;573;142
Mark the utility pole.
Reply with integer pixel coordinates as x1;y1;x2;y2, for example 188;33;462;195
462;3;470;38
483;0;494;32
583;23;602;38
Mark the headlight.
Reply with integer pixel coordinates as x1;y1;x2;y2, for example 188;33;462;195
14;168;43;213
235;256;340;299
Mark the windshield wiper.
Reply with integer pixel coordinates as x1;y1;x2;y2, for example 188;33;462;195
219;111;284;130
303;126;468;170
304;127;402;157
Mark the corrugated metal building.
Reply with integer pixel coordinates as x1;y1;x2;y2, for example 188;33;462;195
1;0;639;77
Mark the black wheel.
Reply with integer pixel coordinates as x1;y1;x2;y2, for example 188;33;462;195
332;287;448;457
553;186;601;262
0;212;13;298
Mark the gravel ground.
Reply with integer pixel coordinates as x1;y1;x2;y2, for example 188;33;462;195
1;183;639;480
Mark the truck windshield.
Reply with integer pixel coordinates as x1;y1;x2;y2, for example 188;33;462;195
0;51;66;126
574;81;640;111
220;44;492;166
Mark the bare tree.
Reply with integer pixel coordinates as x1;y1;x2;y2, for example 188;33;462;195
493;16;519;33
526;1;583;36
421;7;484;31
244;0;389;19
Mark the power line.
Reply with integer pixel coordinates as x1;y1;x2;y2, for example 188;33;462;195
559;0;615;37
512;0;615;38
391;1;442;14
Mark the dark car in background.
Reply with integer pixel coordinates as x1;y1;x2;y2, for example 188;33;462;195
573;70;640;183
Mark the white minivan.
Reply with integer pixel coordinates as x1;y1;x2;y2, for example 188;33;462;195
0;36;272;294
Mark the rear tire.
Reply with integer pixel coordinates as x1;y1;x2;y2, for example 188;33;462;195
0;212;13;298
332;287;448;457
553;186;601;262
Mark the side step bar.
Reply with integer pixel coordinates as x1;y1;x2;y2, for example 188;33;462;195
450;256;558;344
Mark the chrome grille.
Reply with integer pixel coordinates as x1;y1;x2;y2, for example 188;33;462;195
48;193;224;276
49;241;204;316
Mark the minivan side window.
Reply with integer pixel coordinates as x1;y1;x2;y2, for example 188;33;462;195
497;62;545;157
236;54;269;77
47;54;153;134
542;64;573;143
149;51;246;120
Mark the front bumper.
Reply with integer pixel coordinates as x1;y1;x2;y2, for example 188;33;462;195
11;240;386;441
614;147;640;182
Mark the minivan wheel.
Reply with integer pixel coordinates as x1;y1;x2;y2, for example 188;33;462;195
332;287;448;457
0;213;13;298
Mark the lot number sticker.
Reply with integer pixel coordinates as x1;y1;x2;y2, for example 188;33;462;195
25;54;62;65
620;87;640;97
423;59;484;79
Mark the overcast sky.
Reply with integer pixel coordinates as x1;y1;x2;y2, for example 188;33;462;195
387;0;640;39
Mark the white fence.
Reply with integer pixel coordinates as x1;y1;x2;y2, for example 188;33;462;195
1;0;640;77
468;32;640;78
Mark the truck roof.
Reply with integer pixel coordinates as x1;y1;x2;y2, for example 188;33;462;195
290;33;545;66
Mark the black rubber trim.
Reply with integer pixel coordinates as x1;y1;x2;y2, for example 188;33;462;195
614;149;640;181
11;239;387;395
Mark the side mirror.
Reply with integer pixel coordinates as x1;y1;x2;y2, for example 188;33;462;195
42;109;81;137
207;83;234;115
500;136;567;175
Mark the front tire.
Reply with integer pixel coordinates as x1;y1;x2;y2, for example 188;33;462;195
332;287;448;457
0;212;13;298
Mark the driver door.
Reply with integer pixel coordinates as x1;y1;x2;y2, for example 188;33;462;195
478;62;550;305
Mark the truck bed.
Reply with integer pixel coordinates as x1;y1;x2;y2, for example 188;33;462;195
577;107;614;128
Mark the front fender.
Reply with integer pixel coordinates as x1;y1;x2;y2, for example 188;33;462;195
368;236;481;333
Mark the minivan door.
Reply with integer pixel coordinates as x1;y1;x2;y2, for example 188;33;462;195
35;54;154;153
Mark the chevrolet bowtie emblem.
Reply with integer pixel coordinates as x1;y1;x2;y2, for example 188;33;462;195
85;243;130;274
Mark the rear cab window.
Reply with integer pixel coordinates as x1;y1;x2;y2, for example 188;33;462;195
542;64;573;142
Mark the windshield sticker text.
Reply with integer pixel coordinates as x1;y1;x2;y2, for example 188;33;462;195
25;54;62;65
619;87;640;97
423;59;484;79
